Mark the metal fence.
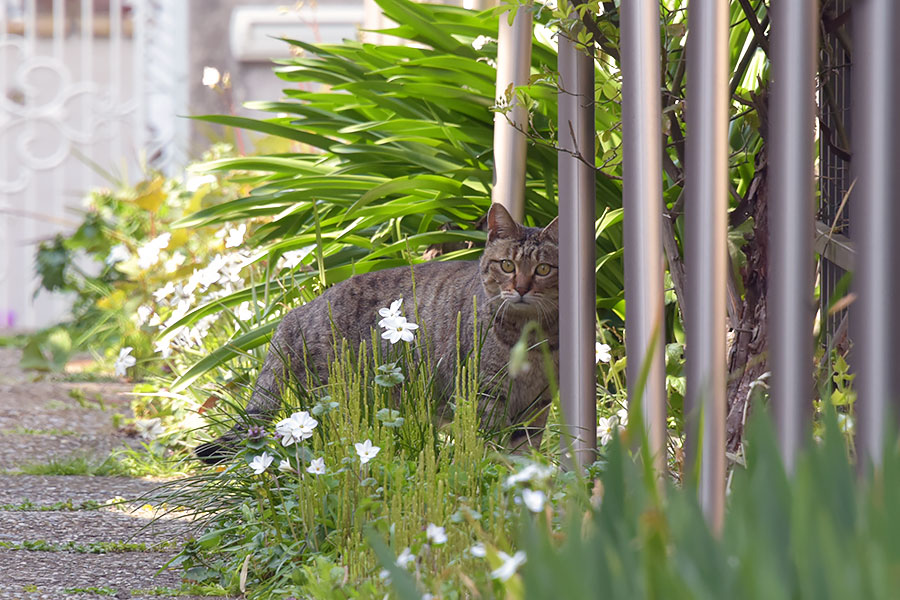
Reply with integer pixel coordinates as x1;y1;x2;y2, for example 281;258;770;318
494;0;899;529
0;0;188;331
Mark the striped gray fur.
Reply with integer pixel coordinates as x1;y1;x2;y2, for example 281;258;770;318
196;204;559;461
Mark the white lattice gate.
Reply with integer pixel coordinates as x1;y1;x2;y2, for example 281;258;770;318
0;0;187;331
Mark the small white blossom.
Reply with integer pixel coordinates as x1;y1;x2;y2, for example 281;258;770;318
596;341;611;364
135;305;154;327
504;463;554;488
616;406;629;428
307;457;326;475
426;523;447;545
249;452;274;474
491;550;526;581
275;411;318;446
134;417;164;441
202;66;221;88
469;543;487;558
234;301;255;322
164;251;187;274
471;34;494;50
278;247;314;270
597;416;617;446
521;488;547;513
224;224;246;248
185;173;217;193
136;233;171;270
152;281;177;303
153;338;174;358
396;547;415;569
278;459;295;473
114;347;136;376
377;298;404;327
381;316;419;344
106;243;131;265
354;439;380;464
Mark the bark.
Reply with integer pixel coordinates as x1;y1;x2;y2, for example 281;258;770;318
725;93;770;453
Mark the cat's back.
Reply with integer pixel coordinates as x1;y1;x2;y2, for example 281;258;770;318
282;259;483;348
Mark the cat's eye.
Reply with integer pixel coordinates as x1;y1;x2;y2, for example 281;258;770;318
500;259;515;273
535;263;552;276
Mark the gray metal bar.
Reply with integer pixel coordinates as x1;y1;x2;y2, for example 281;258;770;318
491;7;532;223
852;0;900;467
558;30;597;470
769;0;817;473
620;0;666;475
685;0;728;532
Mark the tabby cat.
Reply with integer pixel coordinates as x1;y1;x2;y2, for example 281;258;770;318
195;203;559;462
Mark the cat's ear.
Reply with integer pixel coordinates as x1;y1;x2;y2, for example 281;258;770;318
487;203;523;241
539;216;559;243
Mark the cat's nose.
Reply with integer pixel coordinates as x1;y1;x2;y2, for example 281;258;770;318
515;284;530;297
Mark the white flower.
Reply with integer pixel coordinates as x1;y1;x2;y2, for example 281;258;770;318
278;247;314;270
164;299;192;329
136;233;171;270
521;488;547;513
469;543;487;558
471;34;494;50
354;439;380;464
224;224;246;249
164;251;187;273
135;305;154;327
616;406;629;428
380;316;419;344
278;459;295;473
153;338;174;358
426;523;447;545
377;298;403;327
275;411;319;446
596;342;611;364
249;452;274;474
152;281;177;303
504;463;554;488
597;416;617;446
134;417;164;441
234;301;254;322
202;66;221;88
106;243;131;265
491;550;526;581
185;173;216;193
307;457;326;475
114;347;136;376
396;547;415;569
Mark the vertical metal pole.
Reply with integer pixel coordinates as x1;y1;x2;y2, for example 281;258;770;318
620;0;666;474
769;1;817;473
685;0;728;533
492;6;532;223
852;0;900;467
558;27;597;470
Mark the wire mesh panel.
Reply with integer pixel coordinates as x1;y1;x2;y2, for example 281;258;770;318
0;0;186;330
817;0;852;347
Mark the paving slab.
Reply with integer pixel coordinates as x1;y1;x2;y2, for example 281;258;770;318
0;476;164;507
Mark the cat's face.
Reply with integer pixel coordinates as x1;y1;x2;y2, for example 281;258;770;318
480;204;559;321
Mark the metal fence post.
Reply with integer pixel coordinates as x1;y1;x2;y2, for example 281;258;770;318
558;25;597;471
620;0;666;475
685;0;728;533
852;0;900;467
769;0;817;473
492;5;532;223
